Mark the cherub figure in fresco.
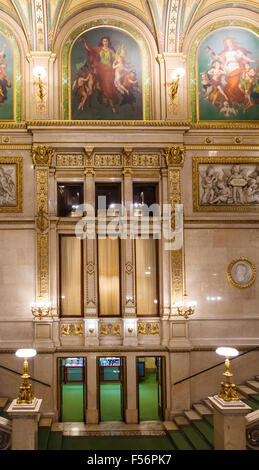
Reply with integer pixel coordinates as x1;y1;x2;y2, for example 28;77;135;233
239;63;256;108
200;72;213;100
112;45;133;95
118;70;140;111
0;43;7;63
0;62;11;104
219;101;237;117
207;60;229;106
72;66;96;111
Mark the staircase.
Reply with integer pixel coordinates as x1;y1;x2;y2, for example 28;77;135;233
2;375;259;450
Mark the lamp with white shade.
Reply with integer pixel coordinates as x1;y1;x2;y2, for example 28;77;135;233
216;347;239;402
15;349;37;404
168;67;185;103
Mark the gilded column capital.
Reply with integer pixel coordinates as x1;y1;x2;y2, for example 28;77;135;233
84;146;95;176
164;145;185;168
122;146;133;175
32;145;53;167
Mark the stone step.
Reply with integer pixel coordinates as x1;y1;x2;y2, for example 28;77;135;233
163;421;179;432
236;385;258;397
39;417;52;428
0;398;8;410
203;399;214;411
255;376;259;383
246;381;259;393
184;410;202;422
174;415;190;427
193;403;213;417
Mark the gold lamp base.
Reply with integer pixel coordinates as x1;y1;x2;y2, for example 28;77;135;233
216;352;239;402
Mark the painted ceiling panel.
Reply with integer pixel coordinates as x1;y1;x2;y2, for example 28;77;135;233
61;0;151;24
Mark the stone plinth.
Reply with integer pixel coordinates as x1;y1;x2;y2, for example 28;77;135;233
208;395;251;450
7;398;42;450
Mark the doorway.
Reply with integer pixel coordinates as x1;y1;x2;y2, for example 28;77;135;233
59;357;86;422
98;357;126;422
137;356;165;421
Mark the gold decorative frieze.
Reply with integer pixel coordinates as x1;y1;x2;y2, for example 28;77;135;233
37;232;49;300
169;168;183;304
56;154;84;167
165;146;185;168
137;322;160;336
94;154;122;167
36;169;48;213
61;323;83;336
132;154;160;167
0;156;23;213
99;323;121;336
32;145;53;167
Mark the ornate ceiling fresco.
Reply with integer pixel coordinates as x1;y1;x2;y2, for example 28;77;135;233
0;0;257;52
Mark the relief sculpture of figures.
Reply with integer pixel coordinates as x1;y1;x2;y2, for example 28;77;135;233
198;28;259;121
0;166;16;207
199;164;259;207
70;27;143;120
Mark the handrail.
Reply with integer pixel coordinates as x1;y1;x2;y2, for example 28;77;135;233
0;364;51;388
173;346;259;385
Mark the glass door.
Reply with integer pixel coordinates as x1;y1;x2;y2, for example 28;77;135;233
137;356;165;421
98;357;125;421
59;357;86;422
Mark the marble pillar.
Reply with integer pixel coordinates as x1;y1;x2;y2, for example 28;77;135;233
208;395;251;450
7;398;42;450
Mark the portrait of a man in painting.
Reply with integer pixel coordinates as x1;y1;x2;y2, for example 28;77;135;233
70;27;143;120
197;28;259;121
0;34;13;120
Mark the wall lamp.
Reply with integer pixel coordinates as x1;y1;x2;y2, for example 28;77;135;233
30;299;52;320
216;347;239;402
32;66;46;103
167;67;185;103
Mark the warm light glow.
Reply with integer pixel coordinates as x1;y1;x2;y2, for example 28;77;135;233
171;67;185;80
32;66;46;79
216;347;239;358
15;349;37;358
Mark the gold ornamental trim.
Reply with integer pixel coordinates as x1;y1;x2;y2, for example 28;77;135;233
99;322;121;336
61;323;83;336
186;146;259;150
169;168;183;303
137;322;160;336
165;146;185;168
56;154;84;167
37;232;49;300
132;154;160;167
94;154;122;167
227;258;256;290
32;145;53;167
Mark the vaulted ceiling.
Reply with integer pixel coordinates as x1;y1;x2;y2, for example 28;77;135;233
0;0;258;52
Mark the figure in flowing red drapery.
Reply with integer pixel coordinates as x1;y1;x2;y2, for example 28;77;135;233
81;36;118;113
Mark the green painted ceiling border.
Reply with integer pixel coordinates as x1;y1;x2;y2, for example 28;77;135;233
62;18;151;121
189;20;259;123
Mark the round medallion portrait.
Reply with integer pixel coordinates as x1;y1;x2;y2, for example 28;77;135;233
227;258;256;289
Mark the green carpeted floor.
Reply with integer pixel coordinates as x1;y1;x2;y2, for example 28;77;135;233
61;436;174;450
139;371;159;421
100;383;122;421
62;384;84;422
